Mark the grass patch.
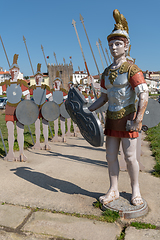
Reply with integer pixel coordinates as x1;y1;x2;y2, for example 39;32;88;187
93;200;102;209
93;200;120;222
101;209;120;223
0;113;74;157
145;122;160;177
130;221;156;229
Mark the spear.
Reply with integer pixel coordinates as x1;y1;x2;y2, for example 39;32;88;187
96;41;104;70
98;39;108;67
41;45;54;138
41;44;53;88
23;36;35;75
63;58;70;80
80;14;101;79
105;48;112;64
0;35;10;68
72;19;105;124
23;37;52;141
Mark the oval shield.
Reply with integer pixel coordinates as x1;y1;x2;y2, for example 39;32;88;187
65;87;104;147
41;101;60;121
16;100;39;125
6;84;22;104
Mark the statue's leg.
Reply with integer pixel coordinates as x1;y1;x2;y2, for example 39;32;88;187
60;116;66;142
42;118;50;150
4;121;16;161
99;136;120;204
52;118;59;142
73;121;77;137
16;121;27;162
33;118;42;149
122;137;143;206
66;118;71;136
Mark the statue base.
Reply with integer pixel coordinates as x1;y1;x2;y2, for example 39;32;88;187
102;192;148;219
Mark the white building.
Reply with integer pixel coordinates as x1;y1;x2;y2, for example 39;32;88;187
72;71;88;85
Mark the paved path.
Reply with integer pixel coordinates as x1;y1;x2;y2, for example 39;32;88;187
0;132;160;239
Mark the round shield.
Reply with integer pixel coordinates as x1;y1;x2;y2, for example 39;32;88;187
6;84;22;104
142;98;160;129
16;100;39;125
52;91;63;104
33;88;46;106
60;102;70;119
41;101;60;121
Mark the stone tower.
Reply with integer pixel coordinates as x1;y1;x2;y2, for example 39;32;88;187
48;63;73;90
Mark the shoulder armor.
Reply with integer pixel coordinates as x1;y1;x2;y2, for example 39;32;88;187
60;87;68;94
29;85;36;90
129;64;142;78
18;79;29;88
119;61;131;74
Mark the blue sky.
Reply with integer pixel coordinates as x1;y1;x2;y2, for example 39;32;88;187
0;0;159;76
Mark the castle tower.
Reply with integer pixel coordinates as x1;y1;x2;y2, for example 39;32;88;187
48;63;73;90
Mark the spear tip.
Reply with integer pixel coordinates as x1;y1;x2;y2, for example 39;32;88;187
98;38;101;44
96;41;99;46
72;19;76;26
23;36;26;42
79;14;84;22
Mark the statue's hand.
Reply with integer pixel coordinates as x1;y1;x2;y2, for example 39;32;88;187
126;120;142;132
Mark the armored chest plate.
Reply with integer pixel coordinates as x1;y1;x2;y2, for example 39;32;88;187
33;87;46;106
6;84;22;104
52;91;63;104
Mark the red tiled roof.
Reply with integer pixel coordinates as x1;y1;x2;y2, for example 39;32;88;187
0;71;10;75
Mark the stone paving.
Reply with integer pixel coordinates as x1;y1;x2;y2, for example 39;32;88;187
0;132;159;239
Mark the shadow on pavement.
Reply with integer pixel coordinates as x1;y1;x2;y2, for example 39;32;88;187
28;149;108;168
10;167;104;200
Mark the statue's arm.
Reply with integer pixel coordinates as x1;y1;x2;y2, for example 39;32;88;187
88;92;108;112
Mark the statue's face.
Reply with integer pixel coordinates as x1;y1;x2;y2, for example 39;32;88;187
10;68;19;80
54;80;61;90
35;74;43;85
109;39;128;58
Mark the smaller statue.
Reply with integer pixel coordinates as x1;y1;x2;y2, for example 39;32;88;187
29;63;53;150
0;54;30;161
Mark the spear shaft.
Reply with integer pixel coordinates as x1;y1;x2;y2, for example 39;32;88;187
72;19;90;76
105;48;112;65
23;36;34;75
80;14;101;78
41;44;53;89
0;36;10;68
53;52;64;88
98;39;108;67
96;41;104;70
